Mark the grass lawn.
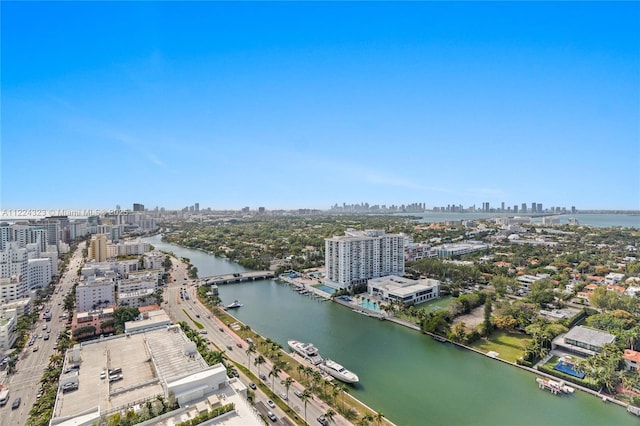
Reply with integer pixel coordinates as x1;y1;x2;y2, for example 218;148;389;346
396;296;456;323
469;331;531;363
418;296;455;313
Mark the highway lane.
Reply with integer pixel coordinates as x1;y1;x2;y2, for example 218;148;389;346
0;242;85;426
162;259;345;426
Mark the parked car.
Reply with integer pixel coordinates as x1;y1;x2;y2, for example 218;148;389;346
12;397;21;410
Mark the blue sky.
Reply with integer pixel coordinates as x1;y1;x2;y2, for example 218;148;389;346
2;2;639;211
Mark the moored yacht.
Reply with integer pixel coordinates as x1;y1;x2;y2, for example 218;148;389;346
226;300;243;309
288;340;323;365
320;359;359;383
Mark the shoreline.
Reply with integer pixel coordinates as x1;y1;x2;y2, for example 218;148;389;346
153;237;638;420
277;273;635;414
212;305;396;426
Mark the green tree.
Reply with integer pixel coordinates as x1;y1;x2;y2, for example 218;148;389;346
269;363;282;389
301;389;312;425
245;344;256;371
281;376;293;401
449;323;467;343
527;279;555;307
254;355;266;376
482;299;493;337
325;409;337;424
113;307;140;334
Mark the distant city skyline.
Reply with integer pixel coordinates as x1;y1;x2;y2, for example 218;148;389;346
2;2;639;210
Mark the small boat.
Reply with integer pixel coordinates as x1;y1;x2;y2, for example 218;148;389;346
320;359;359;384
352;309;370;316
288;340;323;365
226;300;243;309
432;335;448;343
627;405;640;416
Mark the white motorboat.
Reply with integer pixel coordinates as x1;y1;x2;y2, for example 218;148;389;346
320;359;359;383
288;340;323;365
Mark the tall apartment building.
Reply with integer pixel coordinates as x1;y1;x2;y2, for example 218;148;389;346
0;310;17;351
0;274;27;302
76;275;116;312
325;229;405;288
0;242;29;280
89;234;108;262
28;258;52;289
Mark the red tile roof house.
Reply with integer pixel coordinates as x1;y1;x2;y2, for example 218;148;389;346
623;349;640;372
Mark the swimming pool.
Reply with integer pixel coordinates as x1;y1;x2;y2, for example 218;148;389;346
358;299;382;312
553;361;585;379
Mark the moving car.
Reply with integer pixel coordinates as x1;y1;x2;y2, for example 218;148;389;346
267;411;277;422
267;399;275;408
12;397;21;410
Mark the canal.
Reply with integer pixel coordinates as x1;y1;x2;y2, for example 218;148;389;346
145;235;636;426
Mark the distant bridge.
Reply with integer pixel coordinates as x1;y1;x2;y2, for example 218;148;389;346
197;271;276;285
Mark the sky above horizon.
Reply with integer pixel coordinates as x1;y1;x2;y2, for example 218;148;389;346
2;2;639;211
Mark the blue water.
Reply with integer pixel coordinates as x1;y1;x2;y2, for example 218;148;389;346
359;299;382;312
553;361;585;379
313;284;336;294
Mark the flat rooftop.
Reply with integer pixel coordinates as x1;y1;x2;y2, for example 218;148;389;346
53;326;207;422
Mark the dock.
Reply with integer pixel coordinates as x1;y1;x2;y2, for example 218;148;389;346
536;377;574;395
199;271;275;285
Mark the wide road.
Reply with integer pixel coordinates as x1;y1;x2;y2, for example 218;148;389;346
162;257;346;426
0;242;86;426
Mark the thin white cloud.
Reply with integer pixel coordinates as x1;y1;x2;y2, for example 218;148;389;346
53;105;167;169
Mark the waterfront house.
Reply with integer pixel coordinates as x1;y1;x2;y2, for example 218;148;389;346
551;325;616;357
367;275;440;307
623;349;640;372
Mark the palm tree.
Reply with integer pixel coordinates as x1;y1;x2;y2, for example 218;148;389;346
359;413;374;426
297;364;307;379
374;411;385;425
311;370;323;392
322;378;332;397
269;363;282;389
331;383;341;403
281;376;293;401
245;344;256;371
336;383;348;409
254;355;266;376
301;389;312;425
304;365;314;380
324;409;336;423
